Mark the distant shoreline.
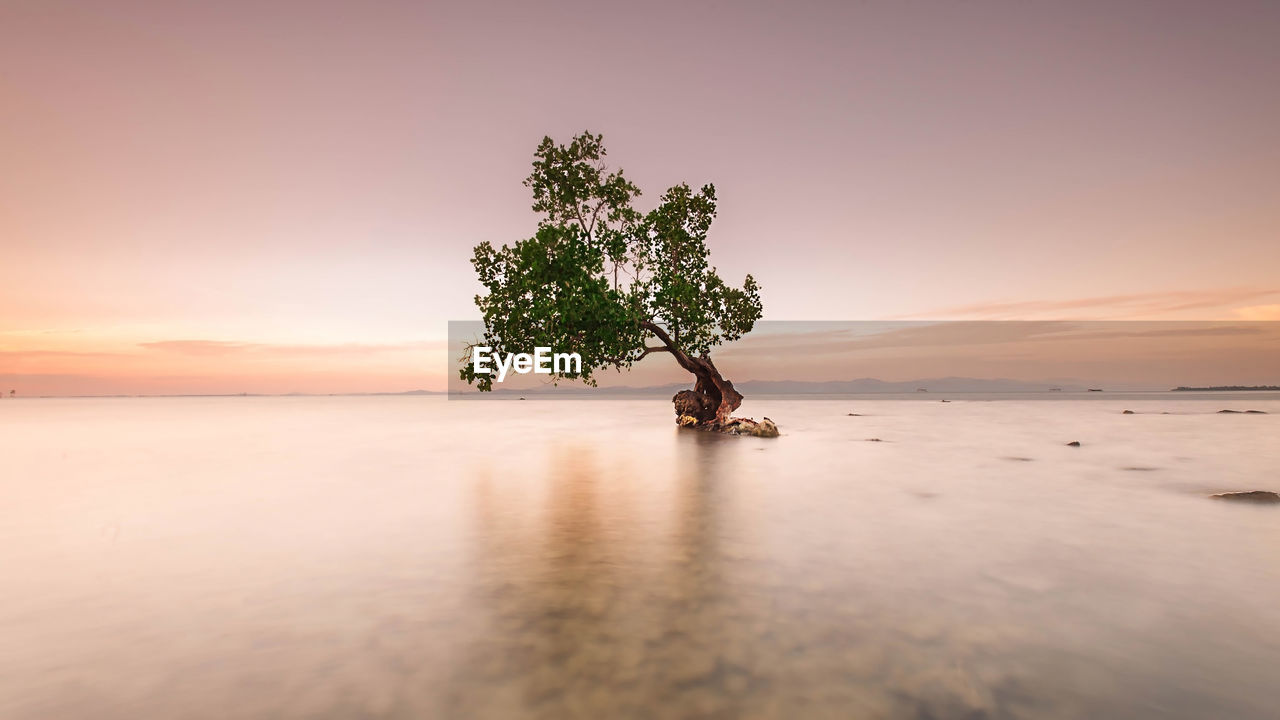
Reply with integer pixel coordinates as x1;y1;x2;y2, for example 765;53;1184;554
7;384;1280;400
1172;386;1280;392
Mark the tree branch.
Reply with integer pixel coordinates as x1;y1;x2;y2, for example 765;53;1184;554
588;198;603;239
572;204;591;242
601;345;670;367
641;320;701;375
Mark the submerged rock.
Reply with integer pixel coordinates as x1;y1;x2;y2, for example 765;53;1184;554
1218;409;1268;414
754;418;780;437
1210;491;1280;504
1066;441;1081;447
1122;410;1135;414
680;415;780;438
720;417;780;438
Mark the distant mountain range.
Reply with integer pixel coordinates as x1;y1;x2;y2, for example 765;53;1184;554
33;380;1280;400
1172;385;1280;392
47;379;1279;399
470;377;1090;395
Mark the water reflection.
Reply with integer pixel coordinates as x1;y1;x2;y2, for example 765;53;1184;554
451;423;1280;720
456;434;970;719
4;397;1279;719
457;437;752;718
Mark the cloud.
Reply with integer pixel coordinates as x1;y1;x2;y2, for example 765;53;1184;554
911;288;1280;320
137;340;256;356
4;338;452;395
0;349;119;360
722;321;1073;357
138;339;447;356
1234;304;1280;321
718;321;1275;362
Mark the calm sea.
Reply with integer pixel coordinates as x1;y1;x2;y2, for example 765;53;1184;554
2;393;1278;719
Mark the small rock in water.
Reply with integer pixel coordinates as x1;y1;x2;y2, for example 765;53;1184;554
722;417;780;438
1246;410;1267;414
750;418;780;438
1066;441;1081;447
1210;491;1280;504
865;438;883;442
1218;409;1267;414
1122;410;1135;414
847;413;862;416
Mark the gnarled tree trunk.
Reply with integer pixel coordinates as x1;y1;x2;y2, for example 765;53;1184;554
686;353;743;425
642;321;743;428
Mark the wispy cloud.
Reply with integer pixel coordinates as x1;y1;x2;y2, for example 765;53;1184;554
720;321;1274;359
722;321;1073;357
909;288;1280;320
1234;304;1280;321
3;338;451;395
138;339;447;357
0;349;119;360
137;340;256;356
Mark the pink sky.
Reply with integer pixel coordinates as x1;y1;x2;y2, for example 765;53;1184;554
2;0;1279;395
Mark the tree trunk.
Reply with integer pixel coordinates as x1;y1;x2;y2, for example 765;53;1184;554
687;353;742;426
642;321;743;428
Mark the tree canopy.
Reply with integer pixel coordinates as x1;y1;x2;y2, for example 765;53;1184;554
460;132;762;394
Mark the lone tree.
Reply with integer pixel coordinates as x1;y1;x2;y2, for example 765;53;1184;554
461;132;766;430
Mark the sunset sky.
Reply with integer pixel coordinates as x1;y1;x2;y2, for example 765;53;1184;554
3;0;1279;395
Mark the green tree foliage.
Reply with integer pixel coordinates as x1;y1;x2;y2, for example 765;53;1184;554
461;132;762;392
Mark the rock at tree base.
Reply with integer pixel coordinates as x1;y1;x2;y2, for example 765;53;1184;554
722;417;780;438
672;389;717;424
1210;491;1280;504
679;415;780;438
672;387;778;437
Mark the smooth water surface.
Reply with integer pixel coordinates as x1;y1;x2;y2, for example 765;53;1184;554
2;394;1279;719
